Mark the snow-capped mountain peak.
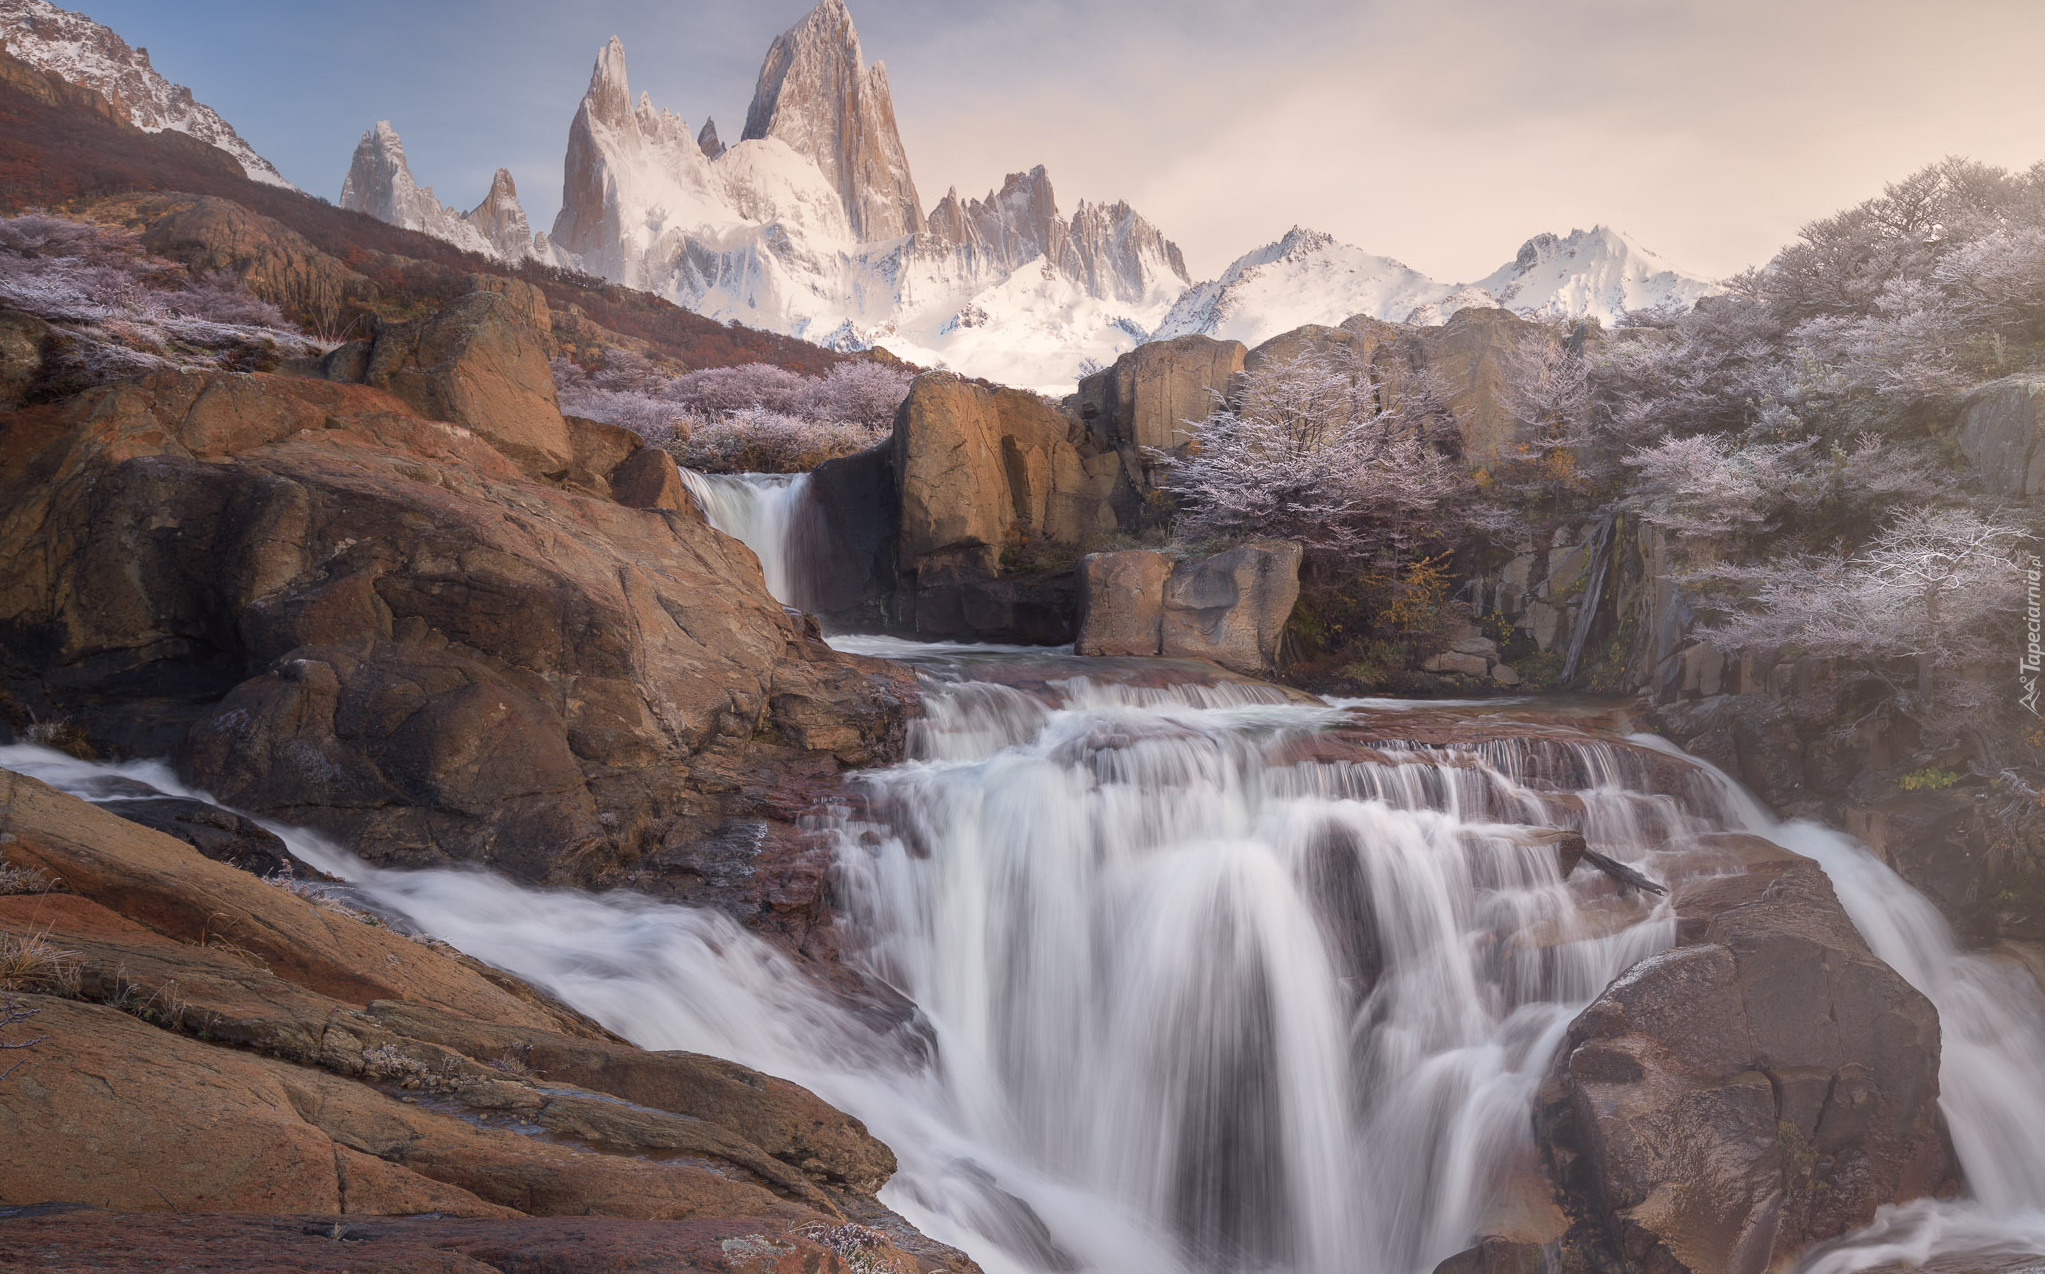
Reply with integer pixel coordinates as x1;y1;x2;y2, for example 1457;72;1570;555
741;0;919;243
1160;222;1719;348
1472;225;1716;324
0;0;295;188
1154;226;1451;345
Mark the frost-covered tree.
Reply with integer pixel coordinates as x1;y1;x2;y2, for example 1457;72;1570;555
1161;349;1463;567
1705;506;2030;718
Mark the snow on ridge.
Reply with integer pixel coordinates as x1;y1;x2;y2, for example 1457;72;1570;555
1158;223;1721;351
0;0;296;189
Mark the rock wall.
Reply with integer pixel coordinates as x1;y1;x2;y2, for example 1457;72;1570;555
1074;541;1301;675
1069;332;1244;523
887;371;1117;642
1240;307;1548;464
1956;375;2045;497
1602;517;2033;946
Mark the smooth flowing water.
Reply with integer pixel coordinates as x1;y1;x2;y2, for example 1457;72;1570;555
6;642;2044;1273
677;467;815;607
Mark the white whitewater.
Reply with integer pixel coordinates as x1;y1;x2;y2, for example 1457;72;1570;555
6;645;2045;1274
678;466;814;608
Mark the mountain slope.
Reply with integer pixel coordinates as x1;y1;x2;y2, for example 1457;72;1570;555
0;0;293;188
0;44;849;378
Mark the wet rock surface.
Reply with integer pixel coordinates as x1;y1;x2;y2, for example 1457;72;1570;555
0;1208;964;1273
0;770;975;1271
1540;845;1954;1274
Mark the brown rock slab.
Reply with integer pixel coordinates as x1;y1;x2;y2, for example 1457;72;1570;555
0;769;597;1031
1074;549;1170;656
1071;333;1244;453
358;290;575;479
610;445;693;512
1158;539;1302;675
0;1210;962;1274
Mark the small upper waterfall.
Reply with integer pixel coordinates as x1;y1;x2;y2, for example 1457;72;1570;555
7;643;2044;1274
678;466;816;608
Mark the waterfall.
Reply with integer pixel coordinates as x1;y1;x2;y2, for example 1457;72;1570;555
7;643;2044;1274
678;467;815;608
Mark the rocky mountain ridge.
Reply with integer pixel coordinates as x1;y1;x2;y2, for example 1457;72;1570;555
1157;223;1718;342
323;0;1717;387
0;0;293;189
338;120;558;265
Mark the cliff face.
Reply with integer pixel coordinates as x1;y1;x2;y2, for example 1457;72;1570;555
0;286;913;900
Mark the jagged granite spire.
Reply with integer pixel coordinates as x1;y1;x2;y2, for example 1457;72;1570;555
696;116;725;160
741;0;919;242
337;121;503;260
465;168;535;261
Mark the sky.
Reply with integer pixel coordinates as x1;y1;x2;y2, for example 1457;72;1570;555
67;0;2045;285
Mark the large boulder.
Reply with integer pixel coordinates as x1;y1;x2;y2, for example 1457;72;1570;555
1540;851;1951;1274
356;289;575;479
1074;541;1302;674
893;372;1112;578
0;337;912;886
1161;540;1302;675
1408;306;1542;462
1075;549;1172;656
1955;375;2045;497
890;372;1116;641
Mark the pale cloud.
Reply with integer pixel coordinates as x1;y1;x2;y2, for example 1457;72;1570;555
69;0;2045;285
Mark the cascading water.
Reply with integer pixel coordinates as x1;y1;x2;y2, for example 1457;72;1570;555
677;466;815;607
7;641;2045;1274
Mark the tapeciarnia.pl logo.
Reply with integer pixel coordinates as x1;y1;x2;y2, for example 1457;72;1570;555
2023;552;2043;716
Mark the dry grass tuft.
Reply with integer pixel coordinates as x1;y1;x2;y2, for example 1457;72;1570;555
0;927;80;995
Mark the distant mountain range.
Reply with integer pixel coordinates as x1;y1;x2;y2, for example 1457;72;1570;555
2;0;1721;390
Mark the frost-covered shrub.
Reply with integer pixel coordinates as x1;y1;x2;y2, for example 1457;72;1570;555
673;408;885;473
553;351;909;472
1700;505;2031;738
0;211;313;397
556;383;689;446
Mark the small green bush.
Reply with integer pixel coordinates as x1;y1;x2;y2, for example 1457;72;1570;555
1899;767;1961;792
